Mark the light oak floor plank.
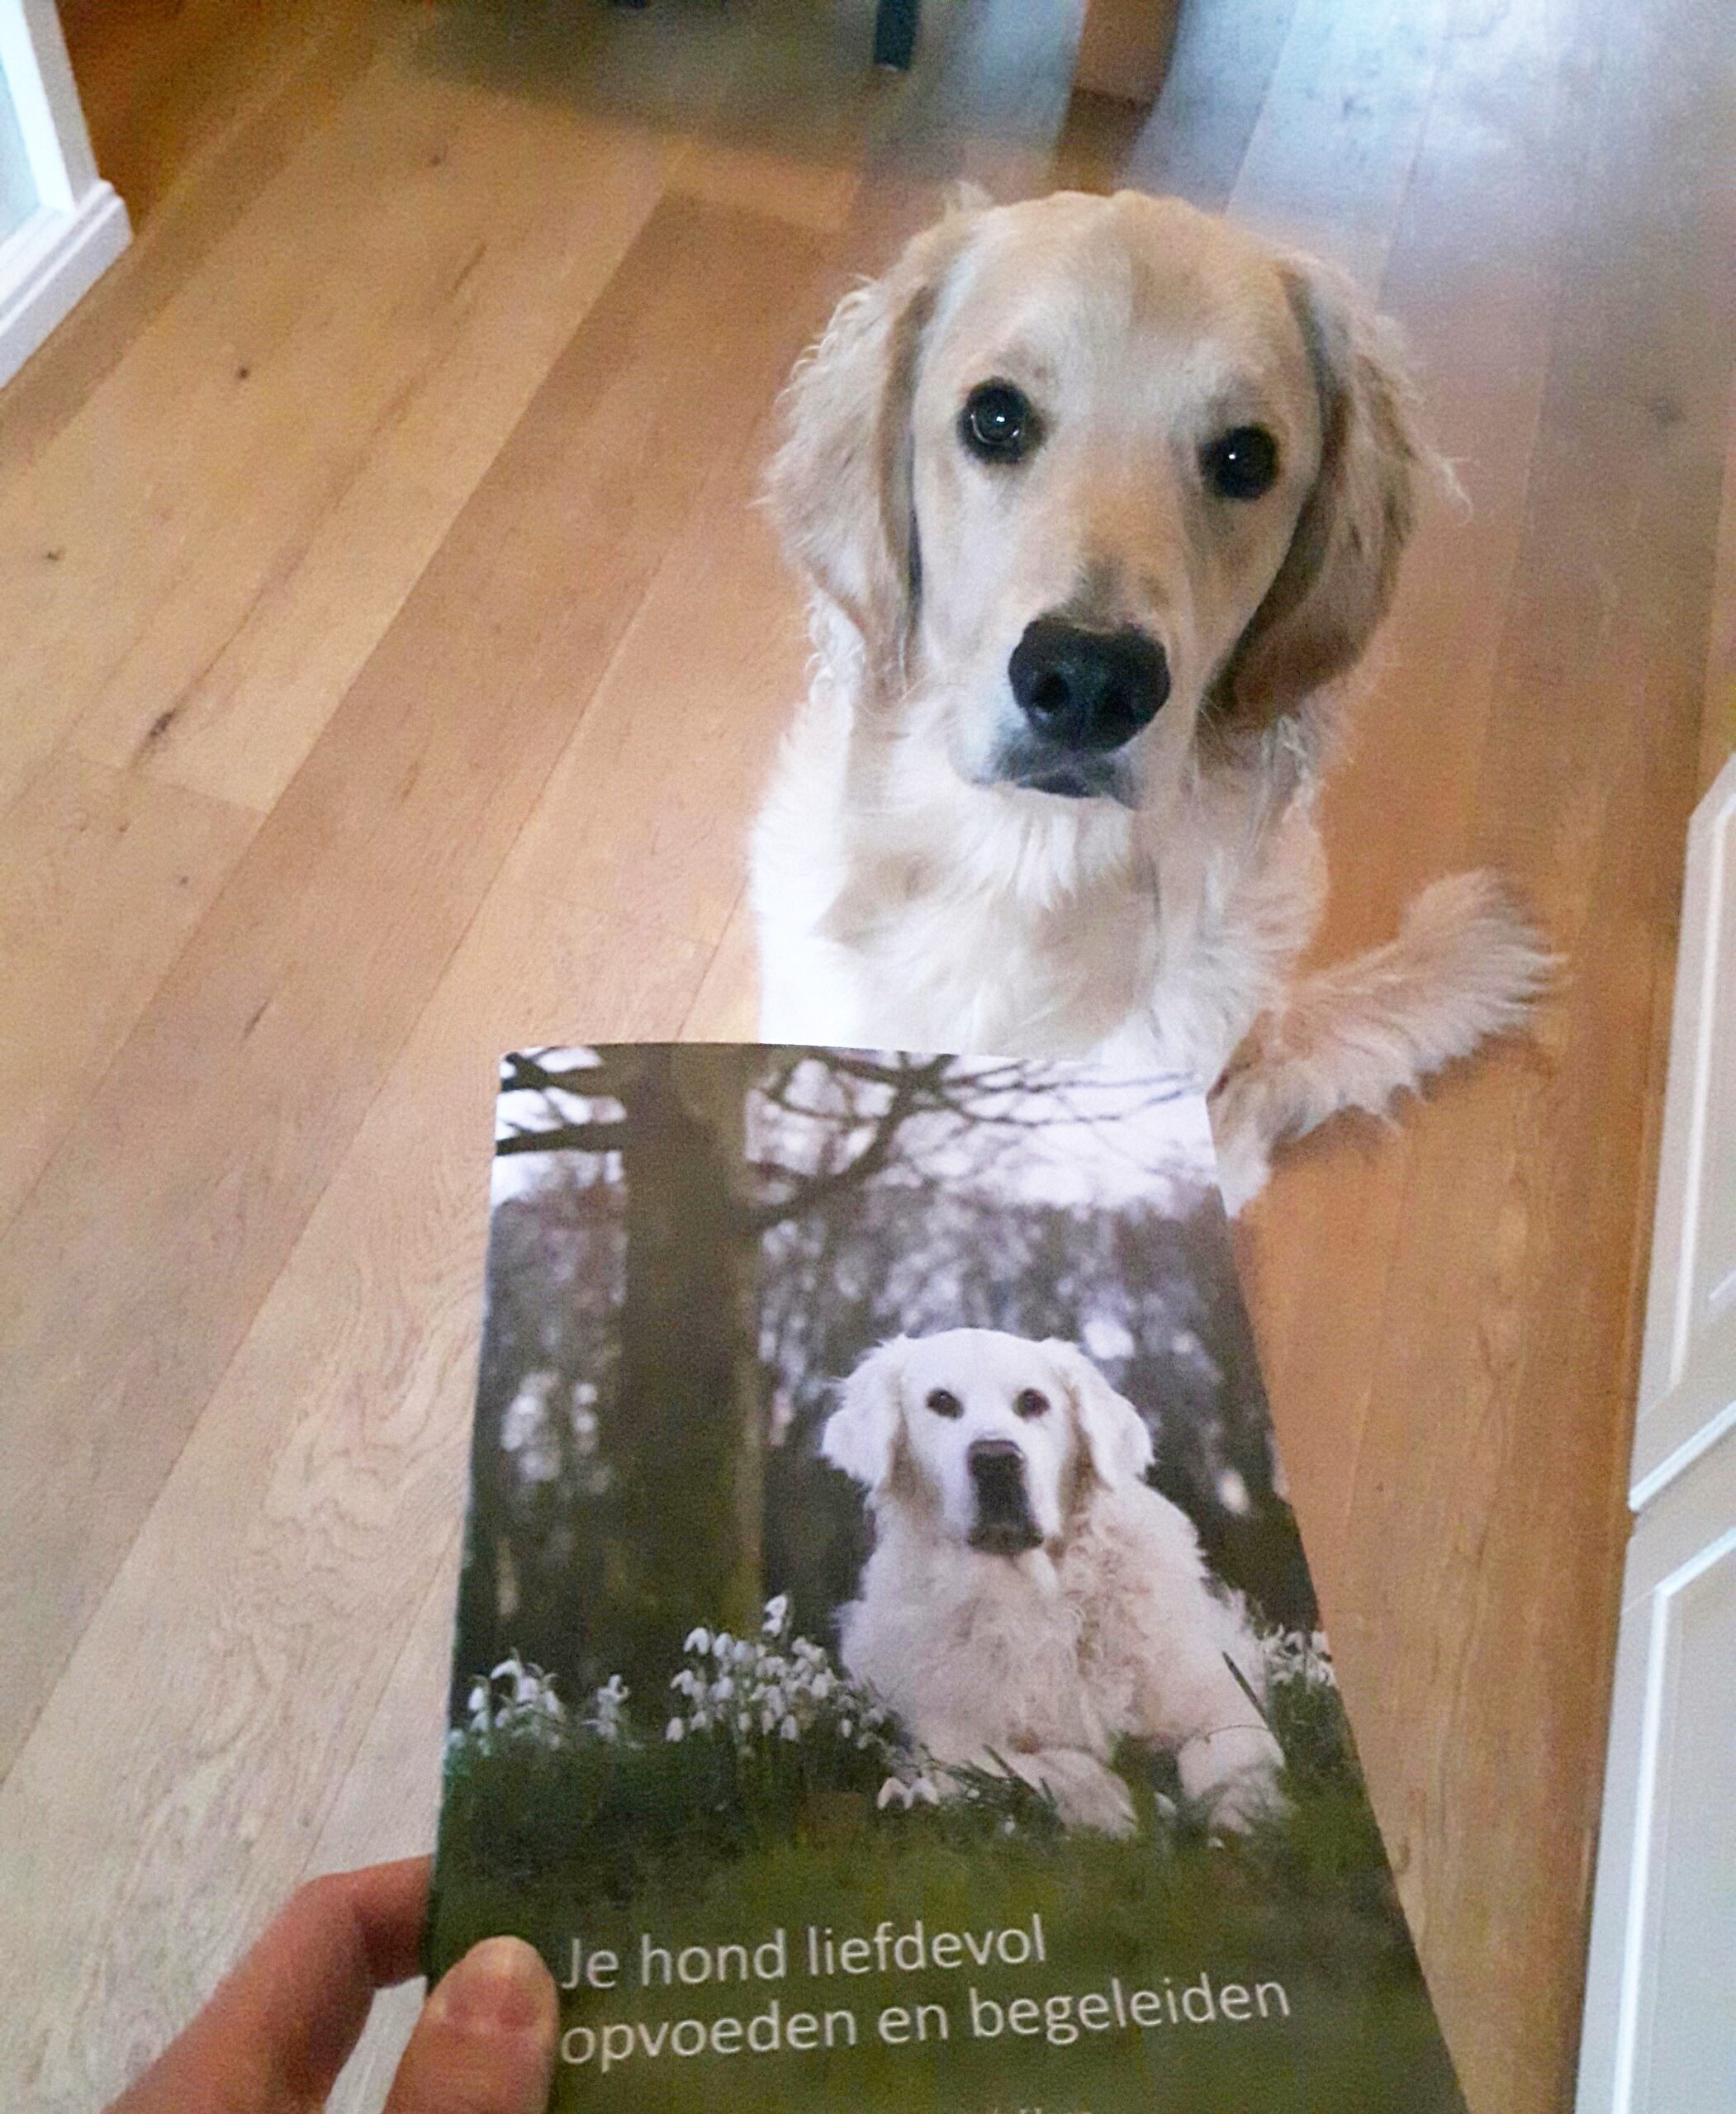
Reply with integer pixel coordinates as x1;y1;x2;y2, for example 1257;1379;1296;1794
0;5;391;486
0;26;682;1227
1123;0;1303;211
1226;0;1455;285
501;407;812;949
1700;375;1736;789
0;755;257;1229
1250;0;1608;1536
0;31;470;805
92;100;669;816
59;0;369;230
5;39;666;816
0;196;832;1780
683;897;762;1044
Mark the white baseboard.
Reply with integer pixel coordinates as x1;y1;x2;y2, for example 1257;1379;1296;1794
0;180;130;390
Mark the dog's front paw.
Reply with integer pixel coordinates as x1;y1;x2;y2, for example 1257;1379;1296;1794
1207;1072;1275;1216
1177;1725;1286;1832
1007;1748;1138;1836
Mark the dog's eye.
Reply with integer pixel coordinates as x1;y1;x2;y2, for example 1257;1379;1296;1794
1201;424;1280;500
960;382;1036;464
925;1387;964;1418
1014;1388;1050;1419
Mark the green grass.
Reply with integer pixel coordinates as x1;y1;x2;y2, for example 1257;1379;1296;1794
429;1670;1467;2112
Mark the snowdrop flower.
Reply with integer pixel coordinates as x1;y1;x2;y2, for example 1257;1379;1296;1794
666;1718;685;1742
876;1778;910;1812
780;1714;799;1742
684;1628;711;1655
762;1595;790;1637
467;1680;488;1716
589;1673;628;1742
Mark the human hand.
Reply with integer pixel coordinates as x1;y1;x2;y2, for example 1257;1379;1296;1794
107;1856;557;2114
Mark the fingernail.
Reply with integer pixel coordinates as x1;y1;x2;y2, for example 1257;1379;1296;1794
429;1936;555;2036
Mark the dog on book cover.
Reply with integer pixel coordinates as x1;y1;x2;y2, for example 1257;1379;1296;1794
820;1325;1283;1837
429;1043;1468;2112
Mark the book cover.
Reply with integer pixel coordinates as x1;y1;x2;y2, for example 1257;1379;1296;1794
428;1043;1468;2113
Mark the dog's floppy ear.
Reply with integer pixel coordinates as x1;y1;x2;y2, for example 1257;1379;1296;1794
1220;256;1433;732
821;1339;911;1491
766;205;980;692
1044;1341;1155;1489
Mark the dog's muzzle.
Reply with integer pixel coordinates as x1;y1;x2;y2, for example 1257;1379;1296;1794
966;1437;1042;1555
989;618;1167;803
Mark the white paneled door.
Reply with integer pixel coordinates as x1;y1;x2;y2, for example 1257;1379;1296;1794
1578;751;1736;2114
0;0;129;387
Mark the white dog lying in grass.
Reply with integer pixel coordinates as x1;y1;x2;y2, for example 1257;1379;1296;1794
823;1329;1284;1835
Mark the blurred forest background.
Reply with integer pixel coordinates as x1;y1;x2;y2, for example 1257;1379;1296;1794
450;1045;1315;1722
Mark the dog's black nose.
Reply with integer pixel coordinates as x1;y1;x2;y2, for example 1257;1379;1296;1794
968;1437;1025;1478
1008;619;1169;753
967;1437;1041;1554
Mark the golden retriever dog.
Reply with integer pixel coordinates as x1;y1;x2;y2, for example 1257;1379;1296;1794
752;190;1549;1206
823;1330;1284;1835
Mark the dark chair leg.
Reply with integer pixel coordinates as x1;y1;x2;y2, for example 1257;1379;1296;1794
873;0;918;69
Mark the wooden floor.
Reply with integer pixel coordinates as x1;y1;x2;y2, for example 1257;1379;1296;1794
1;1;1730;2108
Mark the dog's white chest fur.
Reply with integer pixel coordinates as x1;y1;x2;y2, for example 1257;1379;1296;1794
752;679;1323;1083
842;1528;1112;1760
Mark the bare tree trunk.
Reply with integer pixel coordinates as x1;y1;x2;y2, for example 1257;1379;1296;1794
607;1045;764;1695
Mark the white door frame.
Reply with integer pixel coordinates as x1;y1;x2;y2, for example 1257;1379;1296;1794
0;0;129;389
1577;750;1736;2113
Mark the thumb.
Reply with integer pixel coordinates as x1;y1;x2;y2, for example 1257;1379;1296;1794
383;1936;558;2114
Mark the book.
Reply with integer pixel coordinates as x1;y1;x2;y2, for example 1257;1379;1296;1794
428;1042;1468;2113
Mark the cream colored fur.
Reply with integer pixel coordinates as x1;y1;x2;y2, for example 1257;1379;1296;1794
752;191;1550;1208
824;1330;1284;1835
